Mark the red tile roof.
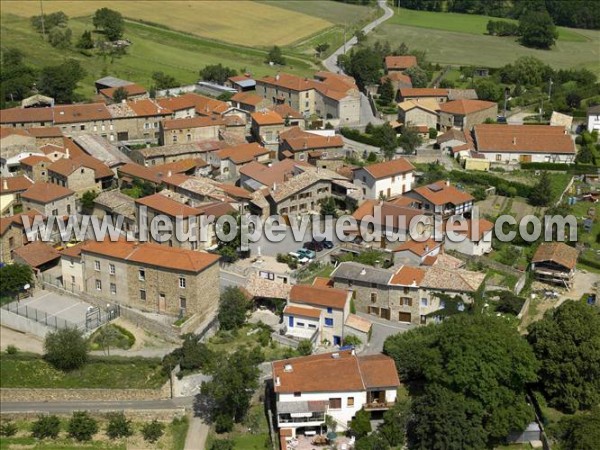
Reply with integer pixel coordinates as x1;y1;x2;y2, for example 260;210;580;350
0;127;31;139
439;99;497;115
0;176;34;194
231;91;264;106
392;237;440;256
532;242;579;270
100;83;147;99
385;55;418;70
27;126;63;138
135;193;202;217
411;180;474;206
283;305;322;319
280;127;343;151
19;155;51;167
445;218;494;242
217;143;269;164
53;103;112;124
182;93;229;116
289;284;348;310
473;124;576;154
13;241;61;267
251;110;284;126
399;88;449;98
381;72;412;85
0;107;53;124
127;99;172;117
389;265;425;285
118;163;161;184
358;157;414;179
21;182;74;203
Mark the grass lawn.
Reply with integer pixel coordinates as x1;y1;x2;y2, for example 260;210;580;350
373;9;600;73
205;404;270;450
0;354;166;389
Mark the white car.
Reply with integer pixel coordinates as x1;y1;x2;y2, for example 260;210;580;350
288;252;310;264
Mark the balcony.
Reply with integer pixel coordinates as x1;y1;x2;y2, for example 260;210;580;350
363;401;395;411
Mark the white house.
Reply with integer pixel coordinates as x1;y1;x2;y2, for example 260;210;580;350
444;218;494;256
473;124;576;163
353;157;415;200
587;105;600;133
272;350;400;437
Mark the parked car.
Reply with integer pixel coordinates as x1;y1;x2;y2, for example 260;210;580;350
313;237;334;249
288;251;310;264
297;248;316;260
303;241;324;252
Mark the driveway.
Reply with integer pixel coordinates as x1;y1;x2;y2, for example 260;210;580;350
357;311;414;354
556;270;600;307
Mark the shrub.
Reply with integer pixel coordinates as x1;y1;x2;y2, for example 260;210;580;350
141;419;164;443
343;335;362;347
44;328;89;371
210;439;234;450
428;128;438;139
5;345;18;355
0;420;17;437
31;415;61;439
67;411;98;441
106;412;133;439
214;414;234;433
350;409;372;438
296;339;313;356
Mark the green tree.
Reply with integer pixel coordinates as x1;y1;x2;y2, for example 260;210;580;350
404;66;428;88
31;415;61;439
296;339;312;356
554;408;600;450
44;328;89;371
319;196;338;218
67;411;98;442
379;396;410;446
474;78;503;102
354;29;367;44
350;409;372;438
519;9;558;49
106;412;133;439
527;301;600;413
0;263;33;297
76;30;94;49
31;11;68;33
355;433;390;450
576;142;595;164
218;287;248;331
199;64;237;84
93;8;125;41
343;46;382;90
38;59;86;104
80;190;98;213
499;56;553;87
151;71;179;90
48;27;72;49
210;439;234;450
398;126;422;155
266;46;286;65
141;420;164;443
0;50;38;107
315;43;330;57
162;333;215;374
112;86;128;103
377;78;395;105
0;420;18;437
377;122;399;160
529;170;553;206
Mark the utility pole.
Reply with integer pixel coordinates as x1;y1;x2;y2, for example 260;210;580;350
343;22;347;54
548;78;553;100
39;0;46;40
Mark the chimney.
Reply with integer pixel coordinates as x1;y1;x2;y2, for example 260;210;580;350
425;245;429;253
275;376;281;386
360;268;366;276
445;179;450;187
275;72;280;81
283;364;293;372
2;179;7;190
512;137;517;145
411;278;417;286
272;182;277;192
351;348;356;356
167;170;172;177
66;147;70;158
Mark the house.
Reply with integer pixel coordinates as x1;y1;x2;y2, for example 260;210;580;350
444;218;494;256
214;143;270;179
438;99;498;131
403;180;474;219
0;107;54;129
279;127;344;162
21;182;76;217
397;99;439;131
531;242;579;288
225;74;256;92
12;240;61;272
398;88;449;103
48;159;98;197
95;76;135;92
230;92;269;113
239;159;310;192
78;239;220;317
156;93;228;119
391;237;442;266
272;350;400;436
0;211;42;263
0;127;42;176
384;55;417;72
52;103;114;139
160;116;224;145
285;283;352;346
447;89;479;101
473;124;577;163
99;83;148;103
25;126;64;147
380;72;412;95
108;99;172;143
162;174;251;209
251;110;285;151
60;243;86;292
436;128;469;152
19;155;52;183
131;141;224;167
272;104;306;129
0;175;33;214
550;111;573;131
352;157;415;200
92;190;136;236
587;105;600;133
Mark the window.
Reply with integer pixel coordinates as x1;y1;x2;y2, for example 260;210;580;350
421;298;428;307
140;289;146;301
95;279;102;291
326;307;332;314
94;260;100;271
139;269;145;281
347;397;354;407
186;134;191;142
362;176;366;183
80;125;85;131
71;275;75;283
180;297;187;309
69;260;74;268
401;297;412;307
403;287;409;294
294;392;301;397
325;318;334;327
109;264;115;275
110;283;116;295
179;277;186;289
297;322;305;327
173;135;178;143
8;237;14;249
329;398;342;409
52;209;58;216
308;324;317;329
496;154;502;162
371;292;377;304
440;300;446;309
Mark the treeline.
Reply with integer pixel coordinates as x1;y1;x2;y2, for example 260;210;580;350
333;0;375;5
395;0;600;29
486;19;520;36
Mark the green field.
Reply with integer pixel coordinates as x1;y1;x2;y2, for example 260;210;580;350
373;8;600;74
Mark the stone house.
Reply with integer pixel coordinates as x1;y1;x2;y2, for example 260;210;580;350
444;218;494;256
0;175;34;214
0;211;42;263
21;182;76;217
60;243;85;292
26;126;64;147
531;242;579;288
109;99;172;143
279;127;344;162
391;237;442;266
231;91;270;113
12;240;61;272
438;100;498;131
239;159;311;192
131;141;224;167
397;99;439;131
92;190;136;236
48;159;99;197
251;110;285;151
52;103;115;140
214;143;270;179
99;83;148;103
352;157;415;200
398;88;449;103
19;155;52;183
160;116;223;146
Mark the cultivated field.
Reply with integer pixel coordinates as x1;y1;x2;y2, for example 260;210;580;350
372;8;600;74
1;0;373;47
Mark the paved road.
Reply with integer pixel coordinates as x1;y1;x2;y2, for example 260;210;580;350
357;311;414;354
342;136;382;157
0;398;191;413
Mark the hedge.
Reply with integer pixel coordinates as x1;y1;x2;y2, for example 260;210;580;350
340;127;380;147
448;170;532;198
521;162;598;174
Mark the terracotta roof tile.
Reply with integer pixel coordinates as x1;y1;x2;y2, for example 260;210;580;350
13;241;60;267
53;103;112;124
280;127;343;151
135;193;202;217
118;163;161;184
385;55;417;70
389;265;426;285
358;354;401;388
231;91;264;106
473;124;576;154
392;237;440;256
358;157;414;180
0;107;53;124
532;242;579;270
126;98;172;117
439;99;497;115
283;305;322;319
27;126;63;138
411;180;474;206
100;83;147;99
0;127;31;138
162;116;223;130
445;218;493;242
381;72;412;85
21;182;74;203
399;88;449;98
19;155;51;166
0;176;34;194
252;110;284;126
289;284;348;310
344;314;372;333
216;143;269;164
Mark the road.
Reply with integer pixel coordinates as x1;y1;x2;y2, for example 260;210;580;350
0;398;191;413
356;311;414;354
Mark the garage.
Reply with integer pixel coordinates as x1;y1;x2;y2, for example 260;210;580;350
399;312;412;323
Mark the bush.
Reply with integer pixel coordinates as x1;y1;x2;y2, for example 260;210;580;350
44;328;89;371
0;420;17;437
521;162;597;174
31;415;61;439
296;339;313;356
343;335;362;347
106;412;133;439
67;411;98;441
141;420;164;443
5;345;18;355
214;414;234;433
350;409;372;438
210;439;234;450
428;128;438;139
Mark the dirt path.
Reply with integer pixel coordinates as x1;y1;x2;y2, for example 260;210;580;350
0;326;44;354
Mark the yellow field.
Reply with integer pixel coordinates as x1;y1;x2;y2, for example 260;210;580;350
0;0;332;46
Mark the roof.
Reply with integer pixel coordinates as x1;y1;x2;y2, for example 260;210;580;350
217;143;269;164
19;154;51;166
53;103;112;124
289;284;348;310
162;116;223;130
156;96;195;112
118;163;161;184
381;72;412;85
100;83;147;99
259;73;316;92
385;55;417;70
252;110;284;126
240;159;310;189
95;76;133;88
446;218;494;242
473;124;576;154
12;241;60;267
267;166;354;203
136;141;224;159
447;89;478;101
392;237;441;256
389;265;426;286
26;126;62;138
410;180;474;206
259;72;357;102
357;157;414;180
272;104;303;120
81;240;220;273
135;193;202;217
398;98;440;114
231;91;264;106
280;127;344;151
331;262;393;286
182;93;229;116
352;199;428;231
0;127;31;139
439;99;497;115
587;104;600;114
0;176;33;194
532;242;579;270
421;266;486;292
272;350;400;394
152;158;209;174
60;242;85;259
437;128;468;145
126;99;172;117
283;305;322;319
399;88;449;98
0;210;43;235
93;190;136;219
0;107;53;124
344;314;372;333
48;158;90;177
21;182;74;203
312;277;333;288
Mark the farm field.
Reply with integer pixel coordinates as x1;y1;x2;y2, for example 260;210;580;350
372;8;600;74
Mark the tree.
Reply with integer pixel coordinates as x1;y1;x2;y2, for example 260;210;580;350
384;314;539;447
577;142;595;164
319;196;338;218
554;408;600;450
77;30;94;49
31;11;68;33
94;324;122;356
355;433;390;450
519;9;558;49
404;66;427;88
377;78;394;105
354;29;367;44
210;439;235;450
315;43;330;57
529;170;553;206
199;64;237;84
38;60;86;104
366;151;377;163
67;411;98;441
379;396;410;447
151;71;179;90
266;46;286;65
474;78;503;102
48;27;72;49
44;328;89;371
31;415;61;439
527;301;600;413
398;126;422;155
111;86;128;103
296;339;312;356
377;122;399;160
0;263;33;297
93;8;125;41
343;46;382;90
80;190;98;213
499;56;553;87
141;420;164;443
218;287;248;331
106;412;133;439
350;409;372;438
0;420;18;437
162;333;215;374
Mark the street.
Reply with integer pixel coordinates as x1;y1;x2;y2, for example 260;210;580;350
357;311;414;354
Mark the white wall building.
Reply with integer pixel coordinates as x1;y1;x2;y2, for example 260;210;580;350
353;157;415;200
587;105;600;133
444;218;494;256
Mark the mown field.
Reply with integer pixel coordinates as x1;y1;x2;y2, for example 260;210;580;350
372;8;600;74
